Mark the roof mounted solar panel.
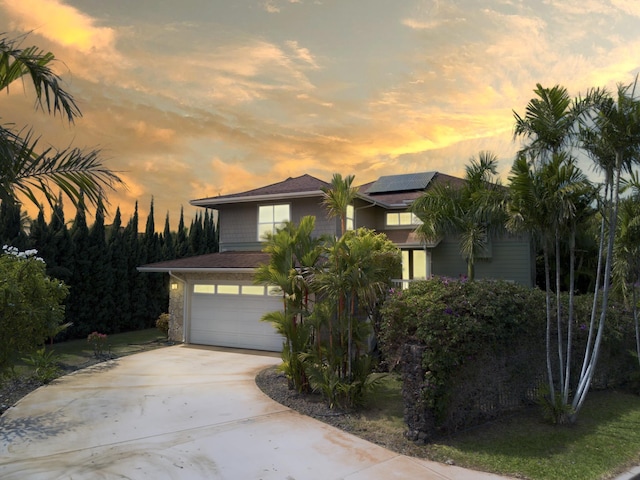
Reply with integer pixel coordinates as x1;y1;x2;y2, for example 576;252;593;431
366;172;436;194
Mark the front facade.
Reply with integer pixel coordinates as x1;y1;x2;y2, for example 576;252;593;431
139;172;534;352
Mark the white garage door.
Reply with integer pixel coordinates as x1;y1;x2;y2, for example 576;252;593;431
189;283;284;352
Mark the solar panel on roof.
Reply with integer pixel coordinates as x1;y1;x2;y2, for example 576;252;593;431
366;172;436;194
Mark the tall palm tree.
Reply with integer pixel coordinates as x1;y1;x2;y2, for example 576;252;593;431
513;83;581;163
612;175;640;368
0;35;121;211
322;173;358;236
411;151;506;281
572;80;640;417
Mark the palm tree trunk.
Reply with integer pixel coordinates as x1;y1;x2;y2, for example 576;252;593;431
555;231;565;394
573;158;623;416
578;178;609;381
634;281;640;368
563;229;576;404
543;243;555;400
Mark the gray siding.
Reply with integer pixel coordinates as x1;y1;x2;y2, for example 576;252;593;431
431;235;533;286
291;197;338;237
218;204;260;251
217;196;339;251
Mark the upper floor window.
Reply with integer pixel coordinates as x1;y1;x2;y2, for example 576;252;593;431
258;204;290;240
346;204;354;231
386;212;422;227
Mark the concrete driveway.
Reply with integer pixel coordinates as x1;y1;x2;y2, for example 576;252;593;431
0;345;510;479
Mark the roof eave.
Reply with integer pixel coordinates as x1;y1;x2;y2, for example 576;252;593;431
190;190;326;207
137;267;257;273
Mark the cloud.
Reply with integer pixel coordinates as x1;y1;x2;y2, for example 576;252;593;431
263;1;280;13
1;0;117;54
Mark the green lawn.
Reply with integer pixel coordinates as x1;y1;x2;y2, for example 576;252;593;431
50;329;168;368
423;390;640;480
360;375;640;480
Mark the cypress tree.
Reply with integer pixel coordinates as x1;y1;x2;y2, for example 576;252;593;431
88;198;114;333
29;208;52;260
162;212;176;259
0;199;28;249
48;199;74;284
176;207;189;258
68;199;93;337
142;198;166;325
188;212;204;255
108;207;130;332
125;202;146;330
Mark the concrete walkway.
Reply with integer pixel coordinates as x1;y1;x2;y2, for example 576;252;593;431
0;345;511;479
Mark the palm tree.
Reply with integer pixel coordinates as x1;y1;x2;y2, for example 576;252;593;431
572;80;640;417
255;216;324;392
612;175;640;368
513;83;582;162
0;35;121;211
322;173;358;235
411;151;506;281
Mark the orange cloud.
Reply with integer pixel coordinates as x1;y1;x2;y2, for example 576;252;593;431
2;0;116;54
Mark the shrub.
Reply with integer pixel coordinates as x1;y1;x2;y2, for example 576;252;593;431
22;348;61;384
156;313;170;337
87;331;108;357
380;277;638;438
380;277;546;434
0;246;68;372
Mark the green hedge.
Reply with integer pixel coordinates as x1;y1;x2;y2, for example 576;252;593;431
380;278;638;439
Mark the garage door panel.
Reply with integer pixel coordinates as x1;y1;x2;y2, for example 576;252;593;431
190;287;284;352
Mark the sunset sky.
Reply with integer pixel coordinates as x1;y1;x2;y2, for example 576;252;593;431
2;0;640;229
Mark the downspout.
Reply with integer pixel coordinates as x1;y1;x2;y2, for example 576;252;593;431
354;200;378;228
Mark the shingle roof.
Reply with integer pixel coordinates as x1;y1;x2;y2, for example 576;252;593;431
138;251;271;271
191;174;331;206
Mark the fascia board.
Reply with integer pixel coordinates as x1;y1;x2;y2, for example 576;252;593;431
190;191;325;207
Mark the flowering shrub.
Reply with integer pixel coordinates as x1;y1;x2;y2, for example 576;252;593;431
380;277;545;425
0;246;68;372
87;331;108;357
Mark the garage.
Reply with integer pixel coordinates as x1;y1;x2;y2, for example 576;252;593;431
189;282;284;351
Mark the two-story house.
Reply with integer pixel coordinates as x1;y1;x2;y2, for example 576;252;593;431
139;172;534;352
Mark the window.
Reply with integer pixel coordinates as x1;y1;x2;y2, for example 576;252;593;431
193;285;215;294
241;285;265;296
386;212;422;227
258;204;290;240
217;285;240;295
401;249;429;289
346;204;354;231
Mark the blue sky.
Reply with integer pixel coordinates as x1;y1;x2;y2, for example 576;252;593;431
1;0;639;227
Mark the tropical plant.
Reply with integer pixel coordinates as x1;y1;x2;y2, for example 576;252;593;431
310;228;400;408
411;151;506;281
22;347;61;383
572;80;640;417
321;173;358;235
511;81;640;422
511;83;601;422
0;34;121;211
255;216;324;392
612;169;640;373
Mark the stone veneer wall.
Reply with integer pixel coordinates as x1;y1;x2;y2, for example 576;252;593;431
167;271;257;343
168;279;184;342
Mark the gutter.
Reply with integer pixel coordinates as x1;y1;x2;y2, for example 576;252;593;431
190;190;325;207
137;267;257;274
